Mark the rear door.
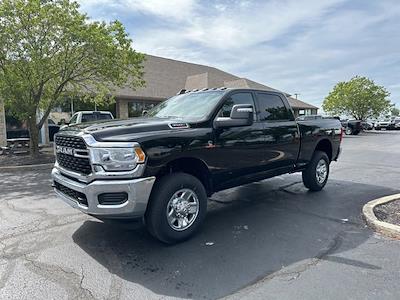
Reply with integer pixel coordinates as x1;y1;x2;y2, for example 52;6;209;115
255;92;300;171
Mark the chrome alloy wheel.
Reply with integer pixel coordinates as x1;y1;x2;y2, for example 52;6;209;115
316;159;328;184
166;188;199;231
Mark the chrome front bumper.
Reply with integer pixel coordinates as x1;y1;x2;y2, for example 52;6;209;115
52;168;155;218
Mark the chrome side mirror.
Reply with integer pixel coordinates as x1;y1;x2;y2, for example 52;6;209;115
214;104;254;128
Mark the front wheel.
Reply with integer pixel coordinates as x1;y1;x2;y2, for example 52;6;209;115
345;127;352;135
302;151;330;191
145;173;207;244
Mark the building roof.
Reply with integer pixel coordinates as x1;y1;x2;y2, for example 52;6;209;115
115;54;318;110
287;96;318;109
116;55;242;100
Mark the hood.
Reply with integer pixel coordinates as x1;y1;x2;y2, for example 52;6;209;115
58;117;198;142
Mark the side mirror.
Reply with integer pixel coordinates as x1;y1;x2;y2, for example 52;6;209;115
214;104;254;128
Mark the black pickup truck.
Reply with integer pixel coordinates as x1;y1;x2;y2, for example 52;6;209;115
52;88;342;243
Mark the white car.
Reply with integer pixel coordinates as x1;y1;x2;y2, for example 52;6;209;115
391;117;400;130
68;111;114;125
375;119;391;130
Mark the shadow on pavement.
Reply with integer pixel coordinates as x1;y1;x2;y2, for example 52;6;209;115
0;169;53;202
72;178;395;299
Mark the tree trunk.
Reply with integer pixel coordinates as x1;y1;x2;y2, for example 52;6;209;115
27;117;40;158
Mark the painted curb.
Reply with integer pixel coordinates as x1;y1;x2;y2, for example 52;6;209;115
362;194;400;239
0;163;54;172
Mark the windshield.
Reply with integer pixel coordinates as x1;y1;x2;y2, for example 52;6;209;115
147;91;224;120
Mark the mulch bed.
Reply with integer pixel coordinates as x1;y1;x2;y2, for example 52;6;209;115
374;199;400;226
0;152;55;167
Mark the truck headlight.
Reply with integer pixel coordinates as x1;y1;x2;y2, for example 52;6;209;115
89;147;146;171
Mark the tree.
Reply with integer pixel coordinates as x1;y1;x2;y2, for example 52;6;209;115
0;0;144;156
391;106;400;117
322;76;391;120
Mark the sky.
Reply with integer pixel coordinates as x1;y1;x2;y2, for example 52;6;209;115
77;0;400;108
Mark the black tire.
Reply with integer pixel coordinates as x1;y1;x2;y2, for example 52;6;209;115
302;151;330;192
145;172;207;244
345;127;352;135
375;127;381;130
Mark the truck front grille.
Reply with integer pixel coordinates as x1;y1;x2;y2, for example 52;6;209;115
55;135;87;149
55;135;92;175
54;181;88;206
57;153;92;175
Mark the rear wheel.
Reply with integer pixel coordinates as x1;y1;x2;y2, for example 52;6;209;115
302;151;330;191
145;173;207;244
345;127;352;135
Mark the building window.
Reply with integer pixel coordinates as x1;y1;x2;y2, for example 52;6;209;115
128;100;159;118
299;109;313;116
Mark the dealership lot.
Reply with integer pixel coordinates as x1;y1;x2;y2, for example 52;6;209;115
1;131;400;299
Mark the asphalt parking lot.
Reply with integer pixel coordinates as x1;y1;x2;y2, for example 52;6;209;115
1;131;400;300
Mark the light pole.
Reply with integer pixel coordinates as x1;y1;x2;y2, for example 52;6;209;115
71;98;74;114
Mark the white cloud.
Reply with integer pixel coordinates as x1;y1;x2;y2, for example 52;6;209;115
79;0;400;107
126;0;198;21
78;0;198;21
187;0;345;49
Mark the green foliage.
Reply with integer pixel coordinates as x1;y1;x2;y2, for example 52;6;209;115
0;0;144;154
322;76;391;120
391;106;400;117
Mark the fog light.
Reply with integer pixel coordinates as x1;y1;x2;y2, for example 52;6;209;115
98;192;128;205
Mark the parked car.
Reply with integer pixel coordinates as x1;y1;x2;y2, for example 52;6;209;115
7;118;59;142
375;119;391;130
48;119;60;142
340;119;362;135
52;88;342;244
296;115;323;121
389;117;400;130
361;120;373;131
63;111;114;126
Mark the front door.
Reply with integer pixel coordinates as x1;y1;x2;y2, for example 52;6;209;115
208;92;266;189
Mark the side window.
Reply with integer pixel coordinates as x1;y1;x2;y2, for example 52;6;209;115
69;114;78;124
219;92;255;117
257;93;292;121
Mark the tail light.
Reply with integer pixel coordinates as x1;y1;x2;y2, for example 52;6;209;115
340;127;344;143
